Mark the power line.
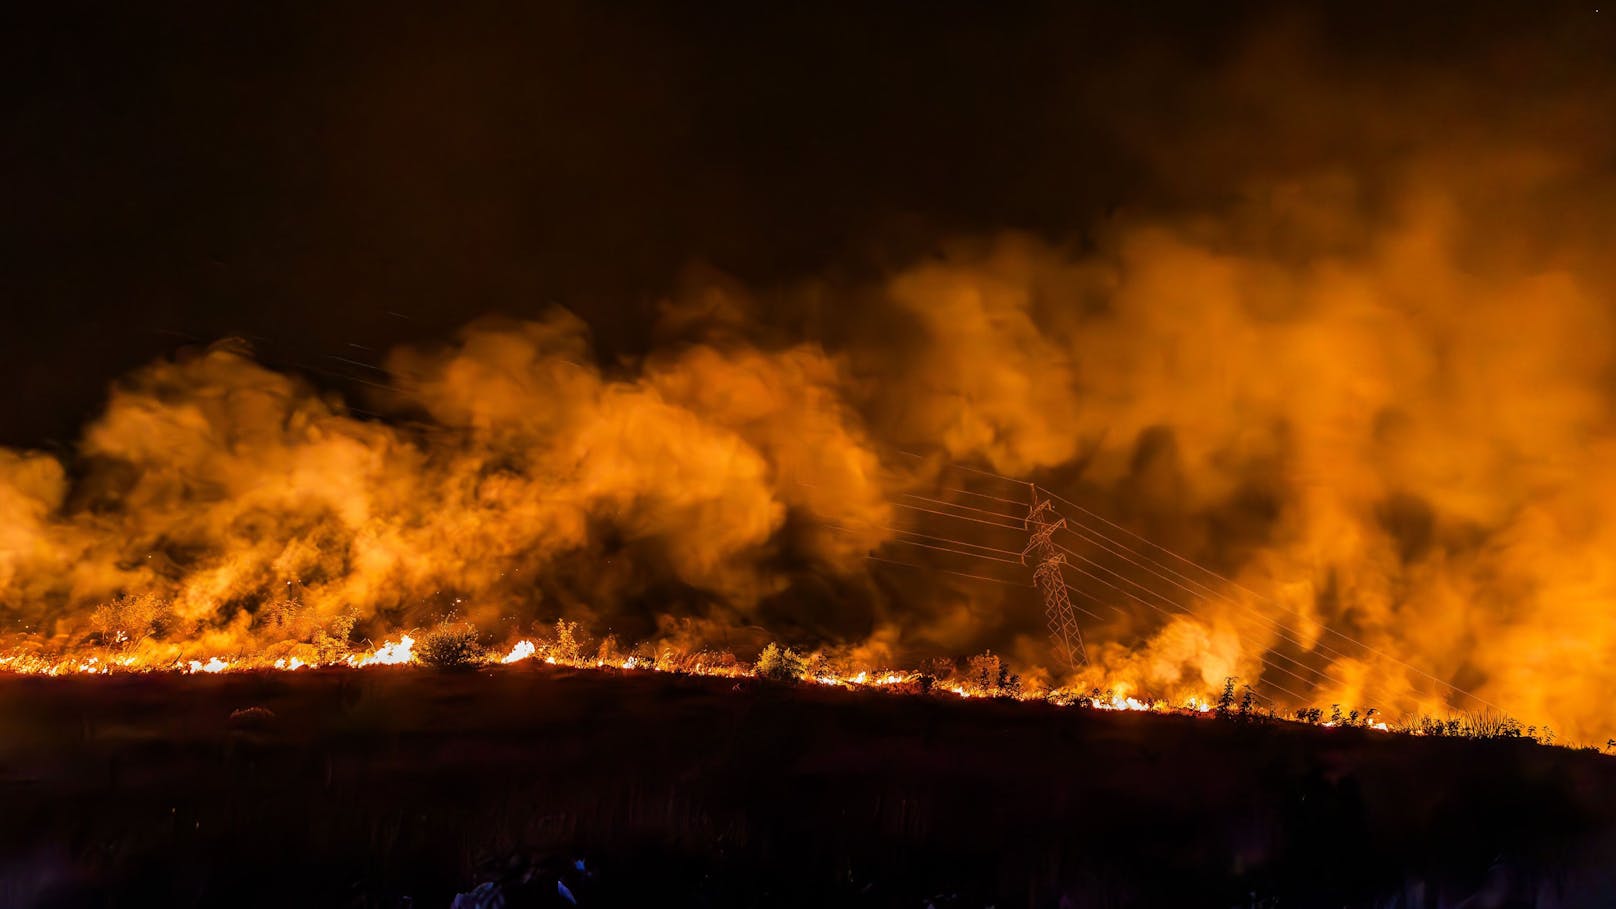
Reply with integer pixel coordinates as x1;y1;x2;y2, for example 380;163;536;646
1036;487;1498;711
890;500;1027;532
851;448;1494;713
881;536;1024;565
889;467;1329;700
1051;592;1114;625
1050;517;1476;712
1059;568;1315;706
898;492;1028;523
894;449;1033;492
1054;506;1357;657
832;524;1026;559
912;497;1323;662
934;485;1034;509
887;455;1476;711
863;554;1032;588
826;525;1029;572
1050;524;1426;712
1047;528;1346;690
1017;492;1331;694
1053;539;1336;689
1054;584;1132;621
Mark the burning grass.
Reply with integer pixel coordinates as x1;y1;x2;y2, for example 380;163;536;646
0;617;1590;753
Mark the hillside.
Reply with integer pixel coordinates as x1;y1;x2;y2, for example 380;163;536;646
2;666;1614;907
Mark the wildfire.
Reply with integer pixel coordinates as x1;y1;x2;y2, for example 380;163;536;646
5;150;1616;750
345;636;415;668
184;657;231;674
501;640;537;664
0;626;1576;749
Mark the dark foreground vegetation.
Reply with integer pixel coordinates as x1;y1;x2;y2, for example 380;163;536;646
2;667;1614;907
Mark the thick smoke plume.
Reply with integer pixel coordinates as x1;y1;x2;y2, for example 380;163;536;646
0;311;895;660
5;19;1616;741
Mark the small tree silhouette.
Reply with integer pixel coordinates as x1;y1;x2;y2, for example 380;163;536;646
754;643;807;682
1216;677;1237;717
91;593;172;649
551;619;583;665
967;651;1003;693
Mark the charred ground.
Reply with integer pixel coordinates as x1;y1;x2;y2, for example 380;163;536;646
2;668;1613;907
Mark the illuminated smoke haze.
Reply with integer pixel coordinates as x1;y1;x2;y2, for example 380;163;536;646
5;9;1616;740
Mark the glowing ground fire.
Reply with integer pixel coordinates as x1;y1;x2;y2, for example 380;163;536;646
6;626;1529;742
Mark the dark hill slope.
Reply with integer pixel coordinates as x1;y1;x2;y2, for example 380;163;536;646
2;667;1613;907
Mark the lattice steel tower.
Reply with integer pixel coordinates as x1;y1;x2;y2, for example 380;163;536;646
1022;494;1088;670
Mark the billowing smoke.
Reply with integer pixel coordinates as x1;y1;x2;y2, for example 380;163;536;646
0;310;897;658
865;198;1616;735
5;17;1616;741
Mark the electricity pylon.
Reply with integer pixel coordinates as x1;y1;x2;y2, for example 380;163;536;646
1023;494;1087;670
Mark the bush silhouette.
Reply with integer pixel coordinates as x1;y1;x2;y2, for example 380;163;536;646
754;643;807;682
966;650;1021;696
91;593;172;649
417;623;485;668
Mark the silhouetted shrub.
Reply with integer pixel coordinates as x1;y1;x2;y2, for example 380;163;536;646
1403;711;1545;742
311;613;358;664
1464;710;1525;739
965;650;1021;696
550;619;584;665
923;656;958;683
1238;685;1256;720
258;598;355;664
754;643;807;682
91;593;172;649
417;623;485;668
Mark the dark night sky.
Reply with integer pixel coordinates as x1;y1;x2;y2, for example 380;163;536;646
2;2;1610;447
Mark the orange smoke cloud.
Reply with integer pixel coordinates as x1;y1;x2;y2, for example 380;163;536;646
0;310;897;667
6;22;1616;745
848;153;1616;738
